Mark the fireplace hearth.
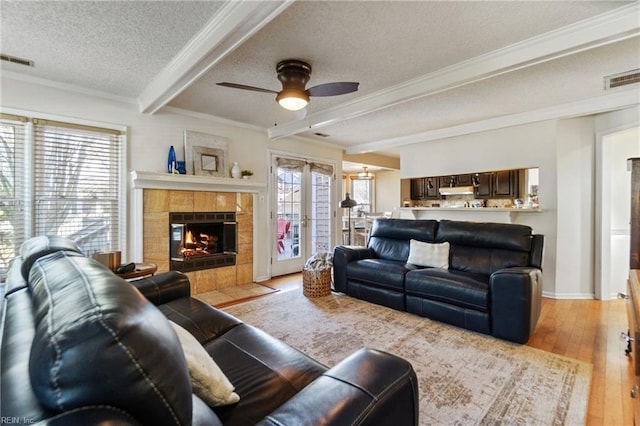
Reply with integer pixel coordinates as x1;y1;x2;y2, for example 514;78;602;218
170;212;236;273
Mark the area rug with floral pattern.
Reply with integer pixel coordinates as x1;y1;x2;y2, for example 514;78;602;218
224;289;591;425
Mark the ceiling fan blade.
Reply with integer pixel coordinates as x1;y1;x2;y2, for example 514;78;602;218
217;82;278;94
307;82;359;97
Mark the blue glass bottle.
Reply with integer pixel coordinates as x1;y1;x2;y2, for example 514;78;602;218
168;145;177;173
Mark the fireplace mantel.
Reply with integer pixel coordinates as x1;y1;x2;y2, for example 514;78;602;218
130;170;266;193
129;171;262;267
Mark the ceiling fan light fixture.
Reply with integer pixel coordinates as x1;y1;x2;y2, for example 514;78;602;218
218;58;358;111
276;89;309;111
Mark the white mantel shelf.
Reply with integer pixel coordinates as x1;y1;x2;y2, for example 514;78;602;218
130;171;266;193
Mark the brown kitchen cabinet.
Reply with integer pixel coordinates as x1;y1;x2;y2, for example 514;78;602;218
407;169;520;201
439;176;454;188
439;174;472;188
493;170;518;198
410;178;425;200
425;177;439;198
473;171;518;199
410;177;439;200
474;173;492;198
456;174;472;185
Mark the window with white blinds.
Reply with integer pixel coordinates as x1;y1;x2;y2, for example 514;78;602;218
0;115;125;281
0;116;27;279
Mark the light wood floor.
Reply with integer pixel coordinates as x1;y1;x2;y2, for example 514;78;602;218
528;297;634;425
241;274;634;425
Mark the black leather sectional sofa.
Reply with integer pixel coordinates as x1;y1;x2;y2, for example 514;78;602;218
1;236;418;425
334;219;544;343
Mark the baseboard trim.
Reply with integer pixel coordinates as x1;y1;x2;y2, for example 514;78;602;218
542;291;595;300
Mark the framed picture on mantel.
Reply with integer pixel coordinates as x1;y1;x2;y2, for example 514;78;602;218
183;130;229;177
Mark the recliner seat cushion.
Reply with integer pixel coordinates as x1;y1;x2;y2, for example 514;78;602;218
346;259;413;291
205;324;326;426
405;268;490;312
159;296;242;344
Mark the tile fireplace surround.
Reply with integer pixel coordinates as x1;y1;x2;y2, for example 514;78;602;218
130;171;265;295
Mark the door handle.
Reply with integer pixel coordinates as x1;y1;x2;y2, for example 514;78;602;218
301;215;309;228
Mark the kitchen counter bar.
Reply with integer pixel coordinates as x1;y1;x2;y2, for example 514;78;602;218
399;207;542;223
401;207;541;212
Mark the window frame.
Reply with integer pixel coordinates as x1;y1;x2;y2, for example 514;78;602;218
0;108;127;280
349;175;375;214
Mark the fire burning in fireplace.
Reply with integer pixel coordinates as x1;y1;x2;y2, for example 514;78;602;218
181;230;219;257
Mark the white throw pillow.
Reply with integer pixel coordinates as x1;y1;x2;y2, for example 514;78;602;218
407;240;450;269
169;321;240;407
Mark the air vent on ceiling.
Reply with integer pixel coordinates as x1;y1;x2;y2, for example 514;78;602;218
313;132;330;138
0;53;34;67
604;69;640;89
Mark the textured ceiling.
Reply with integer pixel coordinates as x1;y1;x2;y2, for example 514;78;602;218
169;0;632;127
0;1;223;96
313;36;640;146
1;0;638;162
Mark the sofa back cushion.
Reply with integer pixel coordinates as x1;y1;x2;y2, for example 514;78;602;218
436;220;534;275
368;219;437;262
25;241;192;425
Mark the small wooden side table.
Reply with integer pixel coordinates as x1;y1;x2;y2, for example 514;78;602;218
116;263;157;280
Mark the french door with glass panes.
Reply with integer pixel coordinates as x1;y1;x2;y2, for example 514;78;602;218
271;156;334;276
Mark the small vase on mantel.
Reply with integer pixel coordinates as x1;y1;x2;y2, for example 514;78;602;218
231;162;241;179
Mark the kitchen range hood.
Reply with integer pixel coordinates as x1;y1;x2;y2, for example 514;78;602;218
438;186;475;195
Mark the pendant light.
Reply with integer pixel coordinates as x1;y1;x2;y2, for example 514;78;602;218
357;166;373;180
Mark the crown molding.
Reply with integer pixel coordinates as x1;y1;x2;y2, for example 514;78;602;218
1;71;137;105
268;2;640;140
137;1;293;114
345;89;640;155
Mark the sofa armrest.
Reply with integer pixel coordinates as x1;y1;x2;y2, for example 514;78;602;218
40;406;141;425
129;271;191;306
258;348;418;426
333;245;375;293
490;267;543;343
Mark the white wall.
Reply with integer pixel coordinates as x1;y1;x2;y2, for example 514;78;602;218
375;170;401;216
555;117;595;298
1;77;344;281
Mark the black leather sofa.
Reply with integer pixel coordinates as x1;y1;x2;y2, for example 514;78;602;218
1;236;419;425
334;219;544;343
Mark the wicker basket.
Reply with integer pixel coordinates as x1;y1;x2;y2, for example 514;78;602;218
302;268;332;298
